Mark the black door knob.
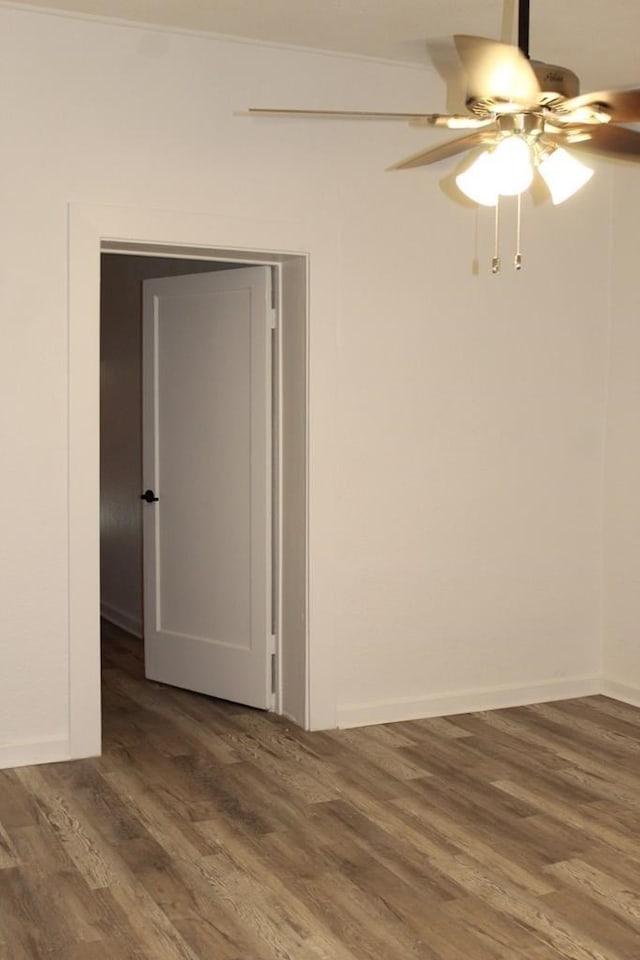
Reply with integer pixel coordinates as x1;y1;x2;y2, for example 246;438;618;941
140;489;159;503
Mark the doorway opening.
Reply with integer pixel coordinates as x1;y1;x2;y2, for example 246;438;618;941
98;242;308;747
67;204;338;758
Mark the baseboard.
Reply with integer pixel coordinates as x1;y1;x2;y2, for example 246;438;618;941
0;738;71;771
600;678;640;709
336;675;602;729
100;601;143;638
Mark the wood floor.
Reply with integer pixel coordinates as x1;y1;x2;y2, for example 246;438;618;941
2;626;640;959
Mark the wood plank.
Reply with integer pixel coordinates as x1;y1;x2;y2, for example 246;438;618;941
1;625;639;959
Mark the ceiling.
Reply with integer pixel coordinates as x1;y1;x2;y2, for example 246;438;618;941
8;1;640;90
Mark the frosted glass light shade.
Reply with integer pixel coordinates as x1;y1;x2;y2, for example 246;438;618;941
538;147;594;204
491;136;533;196
455;150;499;206
456;136;535;206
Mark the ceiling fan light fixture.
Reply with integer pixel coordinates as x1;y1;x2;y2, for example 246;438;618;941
455;135;534;205
248;0;640;271
491;135;534;195
538;146;594;204
455;150;499;206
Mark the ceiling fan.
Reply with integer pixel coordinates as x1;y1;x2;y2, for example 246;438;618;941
249;0;640;271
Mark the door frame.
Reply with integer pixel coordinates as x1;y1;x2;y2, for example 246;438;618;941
68;203;339;758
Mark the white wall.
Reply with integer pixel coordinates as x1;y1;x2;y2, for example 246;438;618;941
332;178;611;723
0;5;613;764
602;165;640;704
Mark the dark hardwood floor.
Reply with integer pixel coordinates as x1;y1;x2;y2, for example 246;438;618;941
2;622;640;958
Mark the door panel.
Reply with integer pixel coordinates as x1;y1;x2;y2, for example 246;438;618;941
142;266;273;709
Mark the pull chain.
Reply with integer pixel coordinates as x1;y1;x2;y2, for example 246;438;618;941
491;196;501;274
514;192;523;271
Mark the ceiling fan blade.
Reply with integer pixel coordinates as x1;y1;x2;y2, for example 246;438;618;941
551;88;640;124
389;131;495;170
248;107;494;129
454;34;541;108
548;124;640;159
247;108;453;122
412;115;494;130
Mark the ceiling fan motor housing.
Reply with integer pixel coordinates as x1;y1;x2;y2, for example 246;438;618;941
530;60;580;100
468;59;581;117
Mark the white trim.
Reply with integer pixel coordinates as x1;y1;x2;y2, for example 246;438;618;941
273;266;284;717
0;739;71;770
68;205;103;760
0;1;436;73
100;603;143;639
336;675;602;729
600;678;640;709
69;203;338;755
303;260;311;733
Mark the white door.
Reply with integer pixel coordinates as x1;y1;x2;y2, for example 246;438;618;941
142;266;274;709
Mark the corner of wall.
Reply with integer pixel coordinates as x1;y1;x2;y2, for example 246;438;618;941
600;678;640;710
598;164;617;687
